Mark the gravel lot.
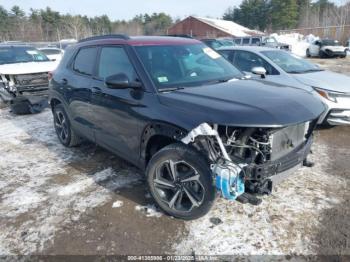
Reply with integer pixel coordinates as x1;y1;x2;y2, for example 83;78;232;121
0;58;349;256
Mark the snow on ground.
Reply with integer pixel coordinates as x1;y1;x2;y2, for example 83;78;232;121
135;204;163;218
174;136;345;255
0;109;142;254
112;200;124;208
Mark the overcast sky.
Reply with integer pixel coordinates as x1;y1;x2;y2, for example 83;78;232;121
1;0;243;20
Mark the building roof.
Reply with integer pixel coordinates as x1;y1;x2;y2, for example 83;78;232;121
194;17;263;37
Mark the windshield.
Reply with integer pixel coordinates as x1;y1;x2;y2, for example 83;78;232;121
262;50;322;74
0;46;50;65
322;40;340;46
135;44;243;90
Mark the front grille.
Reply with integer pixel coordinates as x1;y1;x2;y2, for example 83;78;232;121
270;122;308;161
14;73;49;88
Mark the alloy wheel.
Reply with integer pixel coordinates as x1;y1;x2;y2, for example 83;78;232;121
54;110;69;143
153;160;205;212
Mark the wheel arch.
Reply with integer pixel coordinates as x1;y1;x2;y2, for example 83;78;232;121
140;121;187;167
50;98;62;111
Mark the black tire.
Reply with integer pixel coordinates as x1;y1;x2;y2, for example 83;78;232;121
53;104;81;147
306;49;311;58
0;97;7;109
146;143;216;220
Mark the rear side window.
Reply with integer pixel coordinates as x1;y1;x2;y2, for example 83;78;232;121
233;50;279;75
73;47;98;76
251;38;261;45
218;50;235;63
234;38;242;45
242;38;250;45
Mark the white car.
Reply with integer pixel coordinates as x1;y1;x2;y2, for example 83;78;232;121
218;46;350;125
0;45;58;114
306;39;347;58
38;47;64;62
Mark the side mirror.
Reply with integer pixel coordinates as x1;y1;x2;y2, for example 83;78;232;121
105;73;142;89
251;67;267;78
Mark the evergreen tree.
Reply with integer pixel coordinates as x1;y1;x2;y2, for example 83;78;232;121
270;0;299;30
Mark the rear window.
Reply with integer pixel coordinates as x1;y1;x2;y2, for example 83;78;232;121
73;47;97;76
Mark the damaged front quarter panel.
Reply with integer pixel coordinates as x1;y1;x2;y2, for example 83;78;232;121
181;120;316;204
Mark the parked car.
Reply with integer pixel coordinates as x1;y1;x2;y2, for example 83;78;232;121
346;38;350;53
233;36;291;51
306;39;347;58
218;46;350;126
0;45;58;114
49;35;324;219
201;38;235;50
39;47;64;62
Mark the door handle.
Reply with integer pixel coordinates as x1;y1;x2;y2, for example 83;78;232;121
91;86;102;94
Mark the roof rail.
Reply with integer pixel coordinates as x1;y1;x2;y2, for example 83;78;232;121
78;34;130;43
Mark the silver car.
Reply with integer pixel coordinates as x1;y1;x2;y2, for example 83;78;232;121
218;46;350;125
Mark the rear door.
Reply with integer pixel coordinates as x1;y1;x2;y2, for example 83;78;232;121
89;45;143;161
64;46;98;140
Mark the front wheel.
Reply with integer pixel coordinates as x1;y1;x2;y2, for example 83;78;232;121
306;49;311;58
146;143;216;220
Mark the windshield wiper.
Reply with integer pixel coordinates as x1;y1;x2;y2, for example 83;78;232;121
206;77;237;85
158;87;185;92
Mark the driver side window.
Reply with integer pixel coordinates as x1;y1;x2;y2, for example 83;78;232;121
233;51;279;75
98;46;137;81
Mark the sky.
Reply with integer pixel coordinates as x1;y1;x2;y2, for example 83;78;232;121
0;0;242;20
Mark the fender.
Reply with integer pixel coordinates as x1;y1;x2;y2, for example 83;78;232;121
140;121;187;166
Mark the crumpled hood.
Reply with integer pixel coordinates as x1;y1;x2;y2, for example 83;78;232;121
159;79;325;127
292;70;350;94
0;61;58;75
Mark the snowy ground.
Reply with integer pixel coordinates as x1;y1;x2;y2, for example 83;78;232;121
0;58;349;255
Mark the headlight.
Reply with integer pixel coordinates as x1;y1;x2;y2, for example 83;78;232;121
313;87;342;103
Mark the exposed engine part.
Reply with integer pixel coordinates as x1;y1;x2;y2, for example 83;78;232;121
182;121;312;202
182;123;245;201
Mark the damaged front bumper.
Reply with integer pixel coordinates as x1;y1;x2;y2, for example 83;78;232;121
0;80;49;114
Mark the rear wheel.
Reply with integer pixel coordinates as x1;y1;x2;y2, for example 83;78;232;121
53;104;81;147
146;143;216;220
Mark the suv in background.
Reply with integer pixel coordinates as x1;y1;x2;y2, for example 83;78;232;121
0;45;58;114
234;36;290;50
306;39;347;58
49;35;324;220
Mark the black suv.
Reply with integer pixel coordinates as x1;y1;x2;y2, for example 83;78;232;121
49;35;324;220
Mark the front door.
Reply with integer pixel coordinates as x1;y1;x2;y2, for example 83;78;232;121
90;46;144;163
